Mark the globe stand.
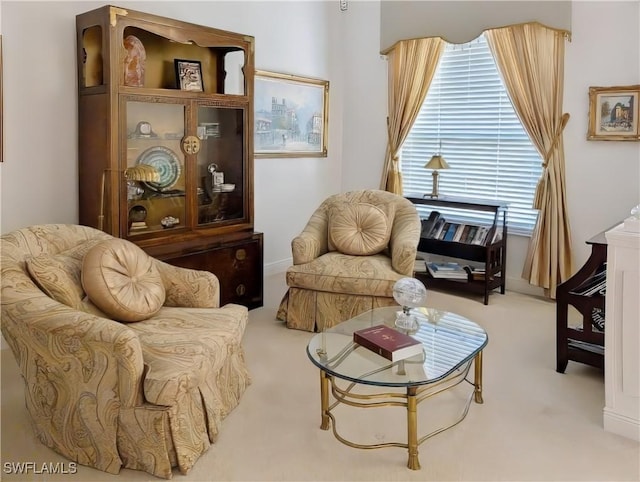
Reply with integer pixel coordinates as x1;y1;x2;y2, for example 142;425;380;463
392;278;427;334
395;306;419;333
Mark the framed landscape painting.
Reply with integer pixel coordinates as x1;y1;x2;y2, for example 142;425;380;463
587;85;640;141
254;70;329;158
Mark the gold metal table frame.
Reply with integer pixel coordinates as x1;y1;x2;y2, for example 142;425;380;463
307;306;487;470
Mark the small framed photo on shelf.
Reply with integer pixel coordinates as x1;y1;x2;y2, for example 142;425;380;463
174;59;204;92
587;84;640;141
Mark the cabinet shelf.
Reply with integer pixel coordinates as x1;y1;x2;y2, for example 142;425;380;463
406;194;508;305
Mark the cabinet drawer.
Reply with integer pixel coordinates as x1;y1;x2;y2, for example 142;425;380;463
165;236;263;309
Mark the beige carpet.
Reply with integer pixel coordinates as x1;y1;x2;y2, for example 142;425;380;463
2;274;639;482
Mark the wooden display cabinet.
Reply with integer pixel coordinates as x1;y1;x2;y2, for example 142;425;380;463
406;195;508;305
76;5;263;308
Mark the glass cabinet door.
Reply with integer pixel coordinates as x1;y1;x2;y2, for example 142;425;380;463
124;101;186;236
196;106;246;226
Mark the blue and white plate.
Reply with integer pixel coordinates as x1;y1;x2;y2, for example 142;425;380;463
136;146;181;191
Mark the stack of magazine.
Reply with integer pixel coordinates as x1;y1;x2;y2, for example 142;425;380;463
426;262;468;280
568;263;607;297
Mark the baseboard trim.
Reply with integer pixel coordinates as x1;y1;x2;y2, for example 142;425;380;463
603;407;640;441
264;257;291;277
506;276;545;297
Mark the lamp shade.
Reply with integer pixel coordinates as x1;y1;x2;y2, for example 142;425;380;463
424;154;450;170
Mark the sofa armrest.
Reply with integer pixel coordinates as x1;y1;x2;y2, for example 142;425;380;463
2;301;145;409
292;232;323;265
390;210;421;276
292;211;329;265
1;295;146;475
155;260;220;308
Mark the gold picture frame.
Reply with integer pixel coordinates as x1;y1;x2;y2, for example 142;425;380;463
587;85;640;141
254;70;329;158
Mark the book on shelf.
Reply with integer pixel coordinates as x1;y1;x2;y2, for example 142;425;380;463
471;226;490;245
413;257;427;273
569;263;607;297
463;265;490;281
457;224;471;243
353;324;423;362
464;225;478;244
490;227;502;244
429;218;446;239
442;223;459;241
427;262;468;280
484;226;497;245
428;261;461;271
436;222;451;240
421;211;441;238
452;223;466;242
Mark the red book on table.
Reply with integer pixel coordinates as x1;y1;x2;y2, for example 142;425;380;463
353;324;423;361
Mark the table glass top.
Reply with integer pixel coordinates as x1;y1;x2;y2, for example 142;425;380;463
306;306;488;387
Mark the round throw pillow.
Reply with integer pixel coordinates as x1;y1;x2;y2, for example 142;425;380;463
82;239;165;322
328;202;390;255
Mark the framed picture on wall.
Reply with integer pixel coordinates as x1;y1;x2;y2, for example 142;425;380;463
254;70;329;158
587;85;640;141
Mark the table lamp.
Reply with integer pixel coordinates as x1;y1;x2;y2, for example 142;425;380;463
424;149;450;198
98;165;160;231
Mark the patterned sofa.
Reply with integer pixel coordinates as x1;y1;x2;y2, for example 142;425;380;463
277;190;421;332
0;224;251;479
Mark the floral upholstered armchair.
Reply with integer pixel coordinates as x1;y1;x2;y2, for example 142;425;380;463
1;224;251;479
277;190;421;332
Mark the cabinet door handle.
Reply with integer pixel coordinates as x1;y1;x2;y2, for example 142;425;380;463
182;135;201;154
235;249;246;261
236;284;246;296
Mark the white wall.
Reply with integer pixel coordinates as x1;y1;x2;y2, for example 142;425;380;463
1;1;638;293
564;1;640;266
0;0;342;275
380;0;572;49
339;1;388;192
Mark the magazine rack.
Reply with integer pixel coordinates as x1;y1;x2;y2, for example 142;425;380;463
406;195;507;305
555;229;608;373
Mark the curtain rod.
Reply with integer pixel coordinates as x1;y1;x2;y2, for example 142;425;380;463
380;21;571;55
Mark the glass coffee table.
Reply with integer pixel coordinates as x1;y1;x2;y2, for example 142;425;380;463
306;305;488;470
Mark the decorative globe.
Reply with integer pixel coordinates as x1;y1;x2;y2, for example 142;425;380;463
393;277;427;309
392;277;427;331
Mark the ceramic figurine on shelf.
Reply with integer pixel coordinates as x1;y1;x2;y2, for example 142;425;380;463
161;216;180;229
123;35;146;87
208;163;224;190
624;204;640;232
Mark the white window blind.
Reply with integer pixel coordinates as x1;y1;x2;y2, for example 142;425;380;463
400;34;542;235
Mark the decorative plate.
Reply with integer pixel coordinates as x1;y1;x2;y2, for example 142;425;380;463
135;146;181;191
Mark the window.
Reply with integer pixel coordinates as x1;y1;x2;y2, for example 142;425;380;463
400;34;542;235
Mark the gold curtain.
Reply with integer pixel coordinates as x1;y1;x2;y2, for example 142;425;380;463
485;22;572;298
380;37;445;194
